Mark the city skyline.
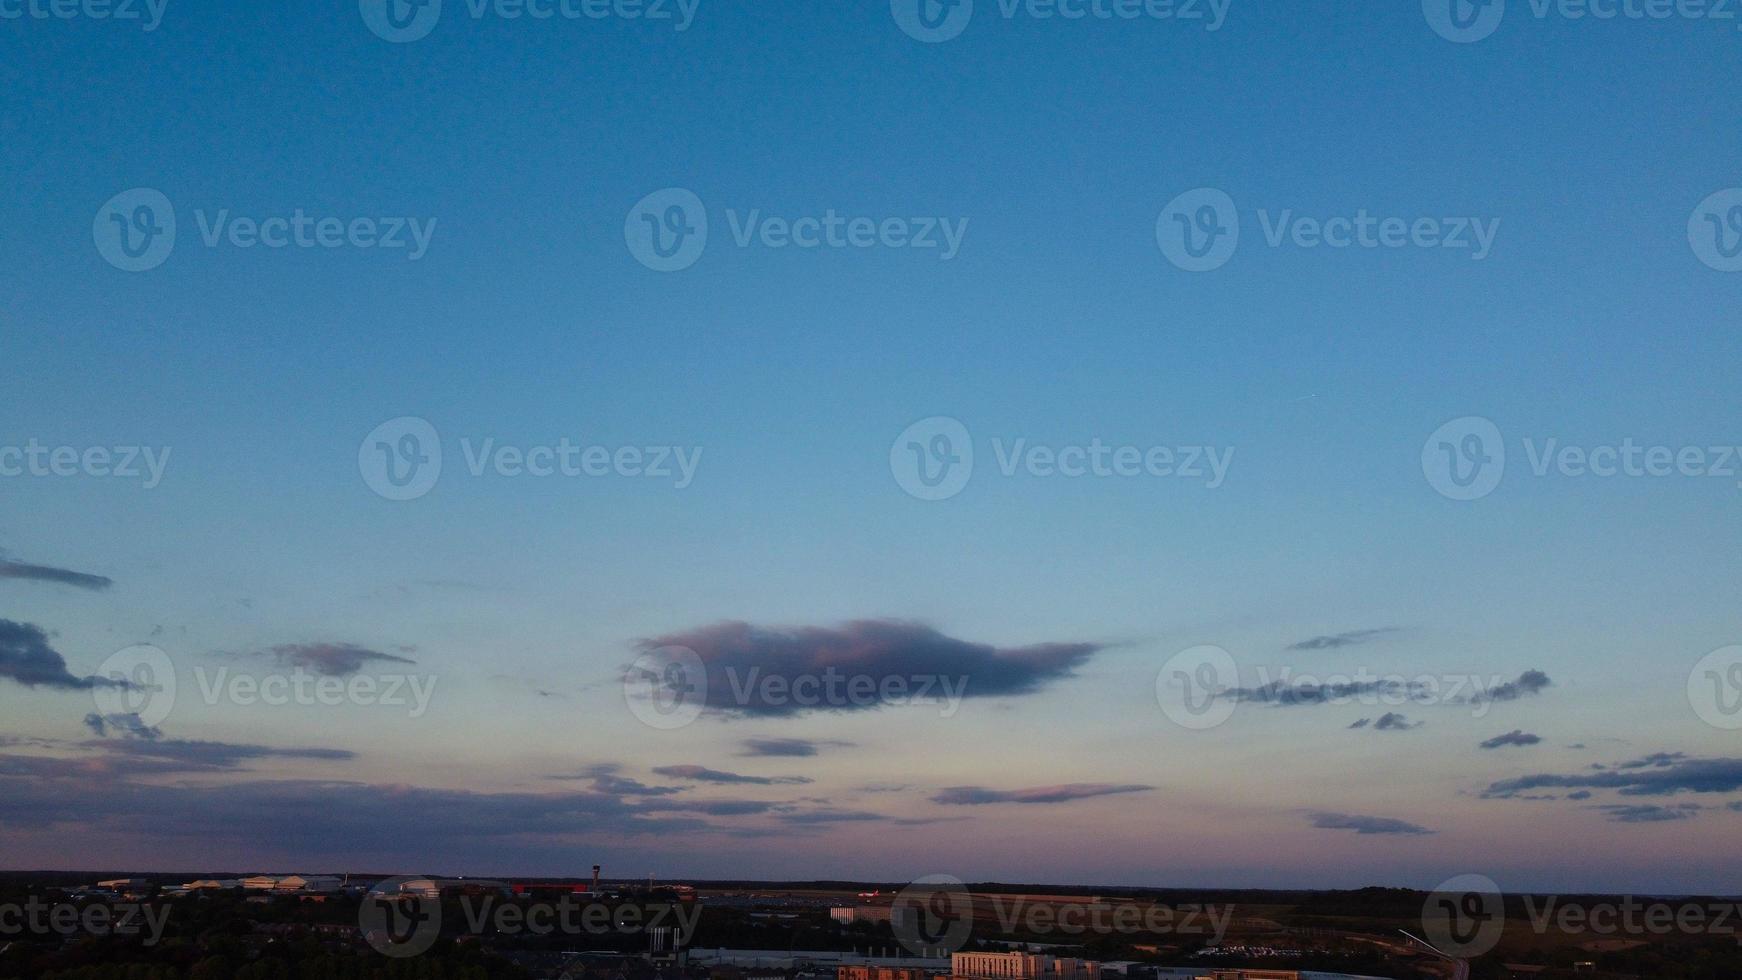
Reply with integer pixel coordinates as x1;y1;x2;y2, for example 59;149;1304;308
5;0;1742;897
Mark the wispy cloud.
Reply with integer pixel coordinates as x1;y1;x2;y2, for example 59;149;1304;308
1373;712;1422;731
262;643;418;677
652;765;812;786
1480;730;1542;750
0;559;113;591
930;783;1153;805
740;737;852;758
1308;811;1433;835
1483;756;1742;799
1287;628;1399;651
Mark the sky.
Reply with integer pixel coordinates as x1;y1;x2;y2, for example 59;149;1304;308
2;0;1742;893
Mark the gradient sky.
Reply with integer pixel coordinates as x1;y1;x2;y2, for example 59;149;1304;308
3;0;1742;893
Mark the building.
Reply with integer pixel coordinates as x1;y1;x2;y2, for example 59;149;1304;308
950;952;1100;980
242;875;282;891
839;966;934;980
1194;972;1299;980
275;875;344;894
831;907;894;925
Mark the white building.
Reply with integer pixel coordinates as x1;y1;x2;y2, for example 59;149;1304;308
951;952;1101;980
275;875;344;894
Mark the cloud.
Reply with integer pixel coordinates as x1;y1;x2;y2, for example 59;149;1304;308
930;783;1154;806
739;737;851;758
0;559;113;591
780;809;889;825
264;643;418;677
1226;670;1552;708
90;739;356;770
1480;730;1542;750
1483;756;1742;799
652;765;812;786
1469;669;1553;703
1308;811;1433;835
1287;628;1399;651
83;713;162;741
633;620;1103;718
547;764;684;796
1373;712;1422;731
0;620;128;691
1594;803;1701;824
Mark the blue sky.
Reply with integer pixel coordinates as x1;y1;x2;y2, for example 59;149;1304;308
2;0;1742;891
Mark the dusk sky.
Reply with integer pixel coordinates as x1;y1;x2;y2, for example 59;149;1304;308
4;1;1742;894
